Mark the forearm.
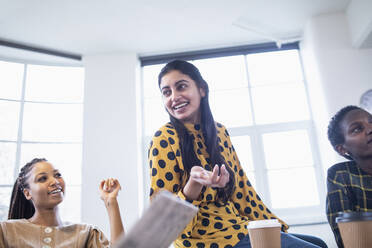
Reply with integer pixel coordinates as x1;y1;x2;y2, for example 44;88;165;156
105;198;124;244
182;178;203;201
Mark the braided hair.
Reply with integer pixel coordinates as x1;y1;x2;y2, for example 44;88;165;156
8;158;47;219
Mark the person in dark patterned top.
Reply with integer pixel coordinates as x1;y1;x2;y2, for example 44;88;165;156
149;59;323;248
327;105;372;248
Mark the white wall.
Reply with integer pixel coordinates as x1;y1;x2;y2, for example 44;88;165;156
347;0;372;48
81;53;142;236
300;12;372;173
299;11;372;248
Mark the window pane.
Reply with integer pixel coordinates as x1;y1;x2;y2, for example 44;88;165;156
144;97;169;136
268;167;320;208
0;187;12;221
59;185;81;222
25;65;84;102
0;61;24;100
0;142;17;185
143;64;165;98
210;88;253;127
247;50;303;86
21;143;82;185
230;136;254;172
262;130;313;169
193;56;247;91
0;100;20;141
22;102;83;142
251;83;310;124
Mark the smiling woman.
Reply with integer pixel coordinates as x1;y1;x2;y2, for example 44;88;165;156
0;158;125;247
160;70;206;124
148;60;326;248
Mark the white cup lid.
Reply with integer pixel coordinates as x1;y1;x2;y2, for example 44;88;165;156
248;219;281;229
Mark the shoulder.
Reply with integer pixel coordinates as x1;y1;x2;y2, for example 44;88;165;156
61;222;91;229
215;121;225;129
327;161;355;179
1;219;28;227
59;222;102;234
1;219;30;236
215;122;227;132
61;223;108;245
152;123;177;139
215;122;231;138
149;123;178;151
79;223;102;232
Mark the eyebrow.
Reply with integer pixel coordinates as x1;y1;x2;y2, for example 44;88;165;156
160;79;188;91
347;121;361;130
35;170;59;177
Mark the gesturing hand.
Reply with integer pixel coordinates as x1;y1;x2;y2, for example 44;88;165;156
99;178;121;203
190;164;230;188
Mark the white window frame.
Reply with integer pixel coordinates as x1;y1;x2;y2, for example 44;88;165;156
139;45;327;225
0;60;83;221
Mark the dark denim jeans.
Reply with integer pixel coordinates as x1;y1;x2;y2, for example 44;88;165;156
233;232;327;248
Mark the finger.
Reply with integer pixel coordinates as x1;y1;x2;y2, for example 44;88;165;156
105;179;110;191
113;179;121;190
221;172;228;183
99;180;105;190
220;165;229;178
221;164;229;176
211;165;219;183
219;165;229;183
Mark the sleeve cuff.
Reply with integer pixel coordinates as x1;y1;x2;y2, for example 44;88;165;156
177;190;203;207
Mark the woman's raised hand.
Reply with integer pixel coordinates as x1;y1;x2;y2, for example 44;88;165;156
190;164;230;188
99;178;121;203
99;178;124;244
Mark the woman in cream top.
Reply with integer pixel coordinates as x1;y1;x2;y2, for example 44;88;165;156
0;158;124;247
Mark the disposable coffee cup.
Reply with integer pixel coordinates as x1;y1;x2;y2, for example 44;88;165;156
247;219;281;248
336;211;372;248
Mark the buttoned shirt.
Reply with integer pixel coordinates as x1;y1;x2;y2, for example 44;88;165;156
0;219;110;248
326;161;372;248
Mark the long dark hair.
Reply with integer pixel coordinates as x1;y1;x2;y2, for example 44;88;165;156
8;158;47;219
327;105;362;160
158;60;235;203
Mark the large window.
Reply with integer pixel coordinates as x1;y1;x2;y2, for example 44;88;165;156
141;46;326;224
0;60;84;222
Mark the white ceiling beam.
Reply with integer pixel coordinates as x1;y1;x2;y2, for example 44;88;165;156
346;0;372;48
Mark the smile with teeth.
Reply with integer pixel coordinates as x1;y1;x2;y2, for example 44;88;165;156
173;102;189;110
48;188;62;194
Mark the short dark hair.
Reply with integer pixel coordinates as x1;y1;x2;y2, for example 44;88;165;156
8;158;48;219
327;105;362;160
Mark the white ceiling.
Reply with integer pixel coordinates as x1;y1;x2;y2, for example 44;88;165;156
0;0;350;62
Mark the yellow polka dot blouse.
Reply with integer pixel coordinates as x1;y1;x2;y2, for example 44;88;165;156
148;122;288;248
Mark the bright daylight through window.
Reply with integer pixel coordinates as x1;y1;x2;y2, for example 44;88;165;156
0;60;84;222
141;48;325;224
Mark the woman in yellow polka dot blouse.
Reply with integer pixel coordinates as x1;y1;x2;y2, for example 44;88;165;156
148;60;326;248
